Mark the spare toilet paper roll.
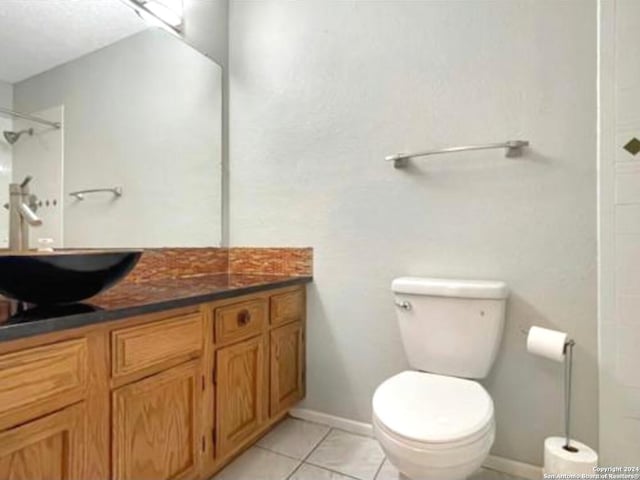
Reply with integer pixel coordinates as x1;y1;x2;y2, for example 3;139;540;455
544;437;598;475
526;326;567;362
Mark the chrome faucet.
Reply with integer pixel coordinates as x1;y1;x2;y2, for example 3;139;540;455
8;176;42;251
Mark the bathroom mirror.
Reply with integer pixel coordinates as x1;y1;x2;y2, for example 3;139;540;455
0;0;222;248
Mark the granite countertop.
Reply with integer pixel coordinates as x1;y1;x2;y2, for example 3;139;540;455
0;274;313;343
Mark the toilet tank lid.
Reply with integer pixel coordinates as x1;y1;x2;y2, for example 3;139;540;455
391;277;508;299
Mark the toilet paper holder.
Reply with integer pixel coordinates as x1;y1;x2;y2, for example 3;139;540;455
522;326;577;453
520;326;575;352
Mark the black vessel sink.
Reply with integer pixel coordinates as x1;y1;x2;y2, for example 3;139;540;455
0;249;142;305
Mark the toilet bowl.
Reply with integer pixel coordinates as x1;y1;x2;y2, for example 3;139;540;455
372;371;495;480
373;278;508;480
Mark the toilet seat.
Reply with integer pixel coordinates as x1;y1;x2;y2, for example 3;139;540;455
373;414;494;478
372;371;495;479
372;371;494;445
373;412;494;452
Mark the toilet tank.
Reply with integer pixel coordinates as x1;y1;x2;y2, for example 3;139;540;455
392;277;508;379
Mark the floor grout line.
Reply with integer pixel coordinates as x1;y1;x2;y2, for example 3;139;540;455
300;427;333;463
254;444;305;462
284;462;304;480
303;427;384;480
371;455;386;480
322;424;374;439
284;427;333;480
303;459;369;480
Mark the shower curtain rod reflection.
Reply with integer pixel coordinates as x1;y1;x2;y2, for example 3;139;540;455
0;107;61;129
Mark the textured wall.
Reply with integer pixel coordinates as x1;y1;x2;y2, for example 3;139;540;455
229;0;597;465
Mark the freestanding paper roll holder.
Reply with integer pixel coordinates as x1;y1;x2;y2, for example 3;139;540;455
563;339;576;452
522;327;576;451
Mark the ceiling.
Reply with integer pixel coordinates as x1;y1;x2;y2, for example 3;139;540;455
0;0;148;84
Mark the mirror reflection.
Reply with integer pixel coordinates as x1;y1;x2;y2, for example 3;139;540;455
0;0;222;249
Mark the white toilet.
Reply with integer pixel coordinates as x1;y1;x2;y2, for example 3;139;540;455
372;277;508;480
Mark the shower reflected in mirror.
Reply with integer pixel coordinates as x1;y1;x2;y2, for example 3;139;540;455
3;128;33;145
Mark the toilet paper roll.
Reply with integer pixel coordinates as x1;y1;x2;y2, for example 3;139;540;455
544;437;598;475
526;326;567;362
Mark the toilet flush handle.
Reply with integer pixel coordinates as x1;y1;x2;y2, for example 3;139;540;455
394;300;411;311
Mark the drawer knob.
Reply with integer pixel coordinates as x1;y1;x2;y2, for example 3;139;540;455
237;309;252;326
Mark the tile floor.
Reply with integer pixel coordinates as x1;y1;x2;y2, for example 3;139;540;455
211;417;526;480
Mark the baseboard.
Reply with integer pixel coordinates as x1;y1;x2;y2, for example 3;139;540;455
289;407;374;437
289;408;542;480
484;455;542;480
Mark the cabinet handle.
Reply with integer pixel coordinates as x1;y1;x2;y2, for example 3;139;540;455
237;309;252;326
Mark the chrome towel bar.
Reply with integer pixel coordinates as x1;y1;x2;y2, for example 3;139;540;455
0;107;61;129
69;187;123;200
386;140;530;168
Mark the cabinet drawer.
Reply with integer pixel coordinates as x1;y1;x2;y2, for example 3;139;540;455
270;289;304;326
215;299;266;345
112;313;203;378
0;339;87;423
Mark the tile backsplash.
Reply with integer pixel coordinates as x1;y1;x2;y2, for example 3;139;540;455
229;247;313;276
125;247;230;283
125;247;313;283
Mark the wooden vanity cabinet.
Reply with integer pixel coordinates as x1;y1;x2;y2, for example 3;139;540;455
0;284;307;480
210;287;306;468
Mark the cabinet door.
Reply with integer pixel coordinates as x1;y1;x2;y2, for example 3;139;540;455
0;402;85;480
112;361;201;480
215;335;267;458
270;322;305;417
